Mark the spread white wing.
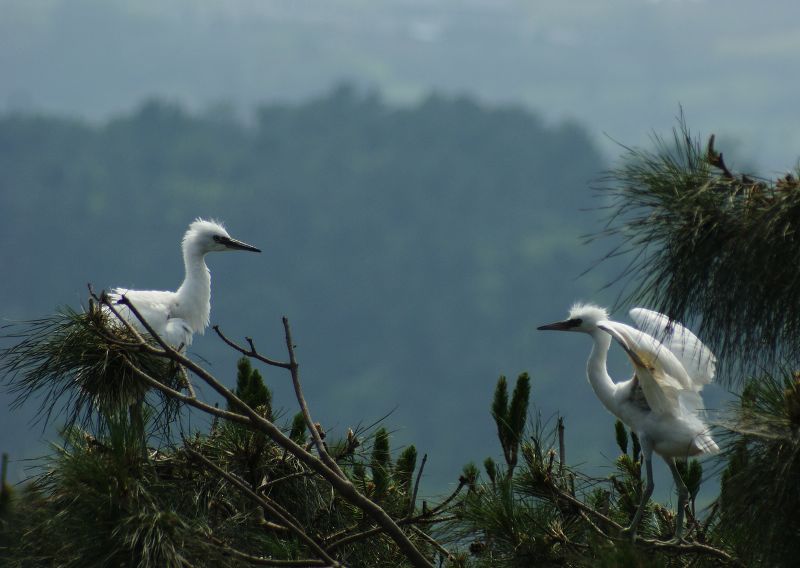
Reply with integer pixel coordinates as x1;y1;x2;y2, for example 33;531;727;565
629;308;716;388
598;320;697;417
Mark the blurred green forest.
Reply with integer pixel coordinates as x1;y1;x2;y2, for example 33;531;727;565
0;85;616;491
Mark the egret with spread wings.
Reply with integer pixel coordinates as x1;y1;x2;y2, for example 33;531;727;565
538;303;718;541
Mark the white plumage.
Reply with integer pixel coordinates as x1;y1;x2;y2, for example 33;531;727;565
538;303;718;540
107;219;260;348
628;307;715;387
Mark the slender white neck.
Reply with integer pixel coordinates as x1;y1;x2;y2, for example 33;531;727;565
586;329;618;414
175;241;211;333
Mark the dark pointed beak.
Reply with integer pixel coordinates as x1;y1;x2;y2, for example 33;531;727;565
224;236;261;252
537;320;573;331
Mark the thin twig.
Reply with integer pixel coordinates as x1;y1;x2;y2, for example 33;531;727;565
215;319;342;482
326;525;385;552
579;510;615;543
89;289;165;354
636;536;743;566
409;453;427;515
92;326;152;349
96;289;169;355
706;134;734;180
326;511;455;551
282;316;346;479
179;366;197;399
185;445;340;567
123;357;249;425
261;471;313;490
426;481;465;517
207;536;327;567
97;291;432;568
542;473;741;565
550;480;622;530
414;515;457;524
212;325;291;369
255;491;306;536
410;526;452;561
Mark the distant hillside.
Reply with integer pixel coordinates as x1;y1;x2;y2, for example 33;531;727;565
0;86;617;490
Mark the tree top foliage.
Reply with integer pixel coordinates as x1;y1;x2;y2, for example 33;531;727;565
0;85;609;488
596;120;800;378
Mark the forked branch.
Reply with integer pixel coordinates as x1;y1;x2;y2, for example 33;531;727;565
535;453;742;566
706;134;734;180
95;289;434;568
214;320;345;479
212;325;290;370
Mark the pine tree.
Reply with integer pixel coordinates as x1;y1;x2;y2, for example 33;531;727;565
598;122;800;566
0;308;446;567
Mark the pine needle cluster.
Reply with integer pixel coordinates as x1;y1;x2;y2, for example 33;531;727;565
1;419;226;567
596;121;800;377
0;305;182;430
0;374;434;566
716;371;800;566
441;375;731;567
0;310;440;566
490;373;530;478
597;118;800;566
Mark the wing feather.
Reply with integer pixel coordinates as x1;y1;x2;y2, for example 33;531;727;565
106;288;176;340
629;308;715;388
598;320;692;417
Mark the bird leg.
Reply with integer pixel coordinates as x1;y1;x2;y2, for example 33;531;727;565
667;458;690;542
622;447;654;541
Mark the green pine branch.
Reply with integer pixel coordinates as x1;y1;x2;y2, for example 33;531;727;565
595;119;800;376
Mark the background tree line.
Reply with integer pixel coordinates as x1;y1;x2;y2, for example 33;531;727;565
3;87;797;565
0;85;613;490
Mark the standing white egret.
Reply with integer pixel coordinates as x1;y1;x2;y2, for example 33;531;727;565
107;218;260;348
537;303;718;541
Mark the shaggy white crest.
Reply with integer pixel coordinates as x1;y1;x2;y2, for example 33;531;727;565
568;302;609;325
183;218;231;252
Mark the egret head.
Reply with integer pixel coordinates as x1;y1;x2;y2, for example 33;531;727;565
537;303;609;333
183;218;261;255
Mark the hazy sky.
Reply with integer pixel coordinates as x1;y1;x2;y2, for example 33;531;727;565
2;0;799;173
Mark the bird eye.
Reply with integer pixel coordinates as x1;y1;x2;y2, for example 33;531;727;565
212;235;223;243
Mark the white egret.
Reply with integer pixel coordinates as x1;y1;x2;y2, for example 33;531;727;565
107;218;260;348
537;303;718;541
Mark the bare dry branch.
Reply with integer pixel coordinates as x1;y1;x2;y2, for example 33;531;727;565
281;316;346;480
261;471;313;490
540;467;742;566
706;134;734;179
212;325;291;369
207;536;327;567
95;290;433;568
325;509;454;552
123;357;249;425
